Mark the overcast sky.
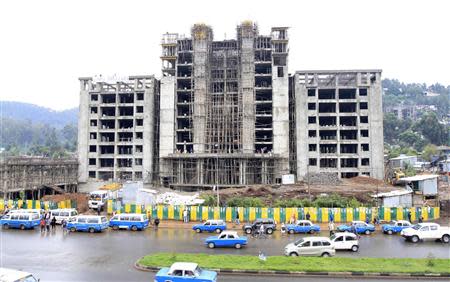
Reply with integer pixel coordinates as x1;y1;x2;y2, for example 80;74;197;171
0;0;449;110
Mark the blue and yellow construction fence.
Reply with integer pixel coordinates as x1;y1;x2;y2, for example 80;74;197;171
0;199;75;211
106;200;439;223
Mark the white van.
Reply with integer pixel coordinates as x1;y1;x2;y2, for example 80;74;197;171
0;267;39;282
284;237;335;257
50;209;78;224
330;232;359;252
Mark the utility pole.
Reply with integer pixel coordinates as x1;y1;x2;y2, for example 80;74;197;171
215;144;219;207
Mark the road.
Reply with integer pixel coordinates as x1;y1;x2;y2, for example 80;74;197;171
0;228;448;281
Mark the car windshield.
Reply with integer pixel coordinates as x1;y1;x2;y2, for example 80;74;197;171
90;194;103;200
330;234;337;241
22;275;39;282
194;266;202;276
294;238;304;246
412;225;421;230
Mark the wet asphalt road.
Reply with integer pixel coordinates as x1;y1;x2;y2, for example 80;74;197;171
0;227;449;281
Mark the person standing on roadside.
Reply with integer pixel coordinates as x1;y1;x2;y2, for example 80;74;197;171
40;218;46;233
328;221;335;236
51;216;57;231
45;216;51;232
183;209;188;223
407;210;412;223
154;217;160;229
235;210;240;225
61;219;67;233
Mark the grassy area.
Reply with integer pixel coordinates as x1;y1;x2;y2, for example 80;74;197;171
138;253;450;274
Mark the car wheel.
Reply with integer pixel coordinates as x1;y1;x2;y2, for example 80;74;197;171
387;230;393;235
442;234;450;243
131;225;138;231
290;252;298;257
309;229;315;234
235;243;242;249
112;225;119;231
195;228;201;233
365;230;370;235
3;224;9;230
20;224;25;230
289;229;295;234
351;245;359;252
411;235;419;243
321;252;330;257
245;228;252;234
70;227;76;232
266;228;273;234
88;227;95;233
215;228;221;234
208;242;215;249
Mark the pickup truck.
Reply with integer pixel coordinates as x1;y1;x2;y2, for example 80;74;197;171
401;222;450;243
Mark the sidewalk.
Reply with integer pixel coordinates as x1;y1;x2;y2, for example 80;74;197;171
155;220;388;231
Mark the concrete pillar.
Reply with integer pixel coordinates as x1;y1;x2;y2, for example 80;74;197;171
369;72;384;180
77;78;92;183
295;76;308;181
143;78;155;184
159;76;176;178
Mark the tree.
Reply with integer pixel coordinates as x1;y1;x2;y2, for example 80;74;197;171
413;112;448;145
421;144;437;161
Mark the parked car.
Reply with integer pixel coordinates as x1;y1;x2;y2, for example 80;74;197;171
0;268;40;282
242;218;276;234
205;231;248;249
50;208;78;224
286;220;320;234
109;213;149;231
154;262;217;282
0;212;40;230
401;223;450;243
192;220;227;233
284;237;335;257
382;220;412;235
330;232;359;252
337;221;375;235
67;215;109;233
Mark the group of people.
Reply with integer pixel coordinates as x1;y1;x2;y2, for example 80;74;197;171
39;212;66;233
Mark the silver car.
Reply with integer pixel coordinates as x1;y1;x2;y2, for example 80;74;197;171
284;236;335;257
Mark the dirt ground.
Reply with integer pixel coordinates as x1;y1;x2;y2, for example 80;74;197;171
42;193;89;213
203;176;398;205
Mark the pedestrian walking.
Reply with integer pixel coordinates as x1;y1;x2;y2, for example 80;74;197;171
235;210;240;225
187;208;190;223
97;208;101;216
259;224;266;239
418;216;423;223
328;221;335;236
40;218;46;233
51;216;57;230
329;212;334;223
365;217;370;224
154;217;160;229
183;209;188;223
289;213;295;224
281;222;286;235
407;211;412;223
45;217;51;232
306;212;311;221
61;219;67;233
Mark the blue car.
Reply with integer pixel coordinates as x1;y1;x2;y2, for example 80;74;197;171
337;221;375;235
193;220;226;233
67;215;109;233
109;213;149;231
286;220;321;234
205;231;248;249
0;212;40;230
382;220;412;235
155;262;217;282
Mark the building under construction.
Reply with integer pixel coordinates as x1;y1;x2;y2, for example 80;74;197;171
159;22;289;189
77;21;384;191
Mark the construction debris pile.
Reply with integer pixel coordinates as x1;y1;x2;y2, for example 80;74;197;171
155;192;205;206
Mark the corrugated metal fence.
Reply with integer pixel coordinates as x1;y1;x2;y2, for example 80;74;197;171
106;200;440;223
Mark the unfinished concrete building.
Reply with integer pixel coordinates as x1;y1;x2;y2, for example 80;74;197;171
291;70;384;180
77;76;160;190
1;157;78;199
159;22;290;189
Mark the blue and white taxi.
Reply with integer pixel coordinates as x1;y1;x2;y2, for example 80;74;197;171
67;215;109;233
382;220;412;235
205;231;248;249
286;220;321;234
192;220;226;233
337;221;375;235
154;262;217;282
0;212;40;230
109;213;149;231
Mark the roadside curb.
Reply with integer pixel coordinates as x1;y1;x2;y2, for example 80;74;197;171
134;260;450;279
